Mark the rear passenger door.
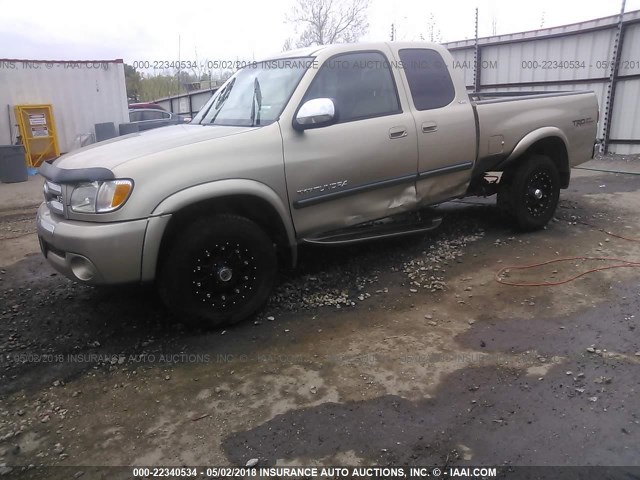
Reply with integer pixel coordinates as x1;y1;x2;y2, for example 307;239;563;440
281;49;419;237
394;48;477;206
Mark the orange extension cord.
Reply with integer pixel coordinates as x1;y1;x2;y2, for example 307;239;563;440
495;221;640;287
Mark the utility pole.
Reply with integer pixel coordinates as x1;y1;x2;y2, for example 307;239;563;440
474;8;480;93
177;35;182;96
602;0;627;153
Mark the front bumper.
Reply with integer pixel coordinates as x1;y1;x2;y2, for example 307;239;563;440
36;203;148;285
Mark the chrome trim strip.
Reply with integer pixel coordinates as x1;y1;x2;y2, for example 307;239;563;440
293;161;475;209
47;200;64;216
293;173;416;209
45;181;62;195
418;161;474;179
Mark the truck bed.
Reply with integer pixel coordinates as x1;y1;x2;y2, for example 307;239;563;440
469;90;599;180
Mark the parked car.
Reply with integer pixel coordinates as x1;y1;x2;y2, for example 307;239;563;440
128;108;190;131
37;42;598;327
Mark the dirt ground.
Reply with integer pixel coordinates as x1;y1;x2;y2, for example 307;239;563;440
0;157;639;478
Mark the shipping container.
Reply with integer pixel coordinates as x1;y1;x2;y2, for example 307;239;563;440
0;59;128;153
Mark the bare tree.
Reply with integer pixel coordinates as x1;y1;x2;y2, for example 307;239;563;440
282;37;295;51
190;48;209;84
426;13;442;43
286;0;370;48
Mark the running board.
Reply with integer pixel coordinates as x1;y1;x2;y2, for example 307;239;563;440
301;216;443;246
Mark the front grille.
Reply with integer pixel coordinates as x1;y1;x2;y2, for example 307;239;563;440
43;180;64;216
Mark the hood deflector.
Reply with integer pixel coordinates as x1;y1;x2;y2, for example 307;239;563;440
39;161;115;183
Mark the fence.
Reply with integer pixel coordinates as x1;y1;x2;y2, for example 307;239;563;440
153;87;219;119
443;9;640;154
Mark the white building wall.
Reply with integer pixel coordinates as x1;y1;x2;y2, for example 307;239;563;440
0;59;128;153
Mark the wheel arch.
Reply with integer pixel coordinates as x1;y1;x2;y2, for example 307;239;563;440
503;128;570;188
141;180;297;281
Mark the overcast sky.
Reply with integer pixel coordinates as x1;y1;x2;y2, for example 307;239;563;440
1;0;638;65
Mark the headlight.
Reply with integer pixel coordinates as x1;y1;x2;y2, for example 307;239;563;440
70;180;133;213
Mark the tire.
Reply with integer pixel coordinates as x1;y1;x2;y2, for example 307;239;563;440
158;214;277;328
499;154;560;231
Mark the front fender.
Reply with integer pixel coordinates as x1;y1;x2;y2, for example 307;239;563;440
140;179;296;281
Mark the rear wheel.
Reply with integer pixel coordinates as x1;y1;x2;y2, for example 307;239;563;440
158;214;277;328
498;154;560;231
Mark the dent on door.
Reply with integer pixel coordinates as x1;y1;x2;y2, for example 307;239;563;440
291;172;419;234
342;184;417;228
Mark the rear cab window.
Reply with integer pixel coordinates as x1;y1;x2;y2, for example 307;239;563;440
398;49;455;110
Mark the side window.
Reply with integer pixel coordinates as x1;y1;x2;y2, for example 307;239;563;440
304;51;401;123
398;49;455;110
129;111;141;122
161;112;172;119
142;110;165;120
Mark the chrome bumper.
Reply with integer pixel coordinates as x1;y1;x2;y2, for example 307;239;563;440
36;203;148;285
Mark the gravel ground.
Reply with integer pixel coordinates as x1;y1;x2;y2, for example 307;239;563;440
0;211;490;396
0;212;35;243
0;154;639;477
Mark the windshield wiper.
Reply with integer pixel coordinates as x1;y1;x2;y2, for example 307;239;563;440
203;78;235;125
250;77;263;126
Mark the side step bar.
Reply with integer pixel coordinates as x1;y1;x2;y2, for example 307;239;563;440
301;215;443;246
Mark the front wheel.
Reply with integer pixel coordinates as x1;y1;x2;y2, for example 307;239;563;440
158;214;277;328
498;154;560;231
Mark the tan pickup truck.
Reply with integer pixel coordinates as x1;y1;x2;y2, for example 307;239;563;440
37;42;599;326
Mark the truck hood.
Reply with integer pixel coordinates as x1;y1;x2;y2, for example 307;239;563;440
53;125;257;171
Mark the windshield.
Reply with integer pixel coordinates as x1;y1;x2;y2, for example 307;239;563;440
193;58;312;127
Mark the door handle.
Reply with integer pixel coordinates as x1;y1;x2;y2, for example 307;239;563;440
389;126;408;139
422;121;438;133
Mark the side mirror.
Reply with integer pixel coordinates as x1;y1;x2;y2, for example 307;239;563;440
293;98;336;131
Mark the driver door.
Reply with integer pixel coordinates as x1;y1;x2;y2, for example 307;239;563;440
280;49;419;238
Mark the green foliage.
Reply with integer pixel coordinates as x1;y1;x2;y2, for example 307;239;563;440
124;64;142;102
125;65;232;103
138;73;184;101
